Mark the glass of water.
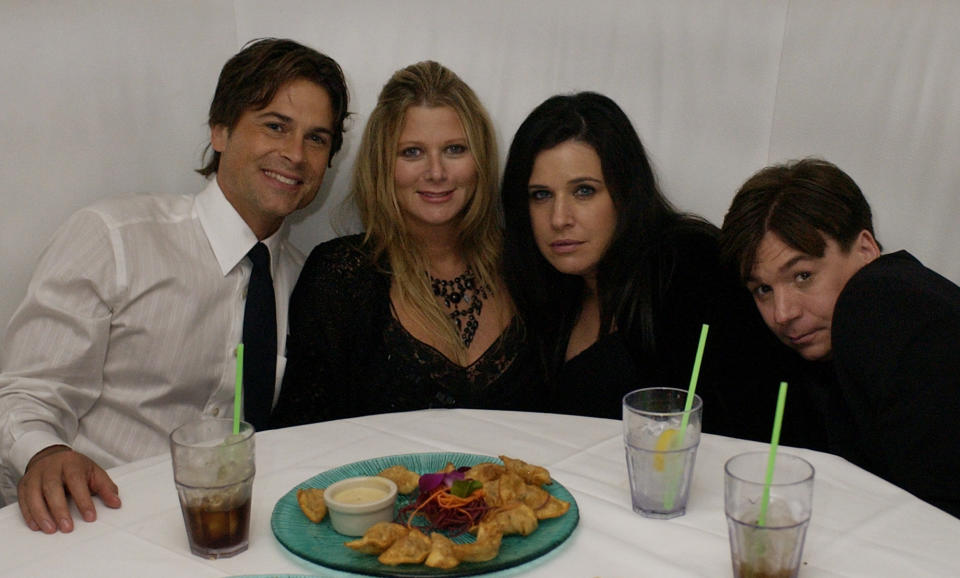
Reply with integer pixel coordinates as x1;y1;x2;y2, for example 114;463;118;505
622;387;703;519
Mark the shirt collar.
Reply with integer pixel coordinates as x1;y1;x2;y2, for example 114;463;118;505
195;179;288;276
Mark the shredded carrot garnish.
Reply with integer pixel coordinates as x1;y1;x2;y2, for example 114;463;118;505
399;486;489;536
405;489;443;527
436;489;485;508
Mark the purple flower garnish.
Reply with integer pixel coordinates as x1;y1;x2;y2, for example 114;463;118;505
418;470;466;493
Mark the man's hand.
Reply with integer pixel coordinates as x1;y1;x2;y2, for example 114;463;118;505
17;445;122;533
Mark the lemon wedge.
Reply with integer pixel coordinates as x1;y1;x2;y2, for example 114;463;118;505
653;428;679;471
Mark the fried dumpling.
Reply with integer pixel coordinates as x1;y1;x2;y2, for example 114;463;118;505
520;483;551;510
464;462;506;483
425;532;460;569
534;494;571;520
483;471;528;507
486;502;539;536
500;455;552;486
453;521;503;562
345;522;409;555
296;488;327;523
378;465;420;494
378;528;431;565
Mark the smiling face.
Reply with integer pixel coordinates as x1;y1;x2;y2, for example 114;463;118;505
527;140;617;286
747;230;880;360
393;105;478;237
211;78;334;239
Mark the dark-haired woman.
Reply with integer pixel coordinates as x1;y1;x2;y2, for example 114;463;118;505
501;92;796;441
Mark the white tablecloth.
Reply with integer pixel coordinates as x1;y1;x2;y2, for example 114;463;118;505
1;409;957;577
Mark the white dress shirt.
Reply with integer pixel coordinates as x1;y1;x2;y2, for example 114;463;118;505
0;179;303;504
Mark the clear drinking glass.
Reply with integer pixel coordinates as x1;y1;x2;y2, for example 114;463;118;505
724;451;815;578
622;387;703;519
170;418;255;559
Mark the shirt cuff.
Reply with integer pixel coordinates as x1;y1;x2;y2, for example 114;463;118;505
10;430;72;476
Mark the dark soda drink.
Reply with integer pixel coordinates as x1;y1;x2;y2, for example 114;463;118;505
734;560;796;578
170;419;256;559
177;478;253;559
183;498;251;556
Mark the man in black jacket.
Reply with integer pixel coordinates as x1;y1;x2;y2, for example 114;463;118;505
720;157;960;518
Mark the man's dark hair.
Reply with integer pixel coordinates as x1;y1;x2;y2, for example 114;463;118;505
198;38;349;176
720;158;880;283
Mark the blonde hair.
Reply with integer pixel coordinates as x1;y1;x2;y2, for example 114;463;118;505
351;61;504;363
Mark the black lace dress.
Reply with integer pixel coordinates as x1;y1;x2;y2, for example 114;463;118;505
270;235;541;428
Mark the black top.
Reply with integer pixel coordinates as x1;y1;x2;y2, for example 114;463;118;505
271;235;540;428
549;227;794;441
791;251;960;518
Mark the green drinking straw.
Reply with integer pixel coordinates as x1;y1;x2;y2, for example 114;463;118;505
663;323;710;510
758;381;789;526
233;343;244;435
678;323;710;437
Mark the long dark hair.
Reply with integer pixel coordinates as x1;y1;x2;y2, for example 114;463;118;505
501;92;714;374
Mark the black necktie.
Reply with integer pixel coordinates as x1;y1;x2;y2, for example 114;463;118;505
242;242;276;430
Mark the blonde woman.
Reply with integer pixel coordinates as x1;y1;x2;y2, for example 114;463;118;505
271;62;536;426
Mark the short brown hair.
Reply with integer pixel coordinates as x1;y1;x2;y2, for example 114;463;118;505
198;38;349;176
720;158;881;283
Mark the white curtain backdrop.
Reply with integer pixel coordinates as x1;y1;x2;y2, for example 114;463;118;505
2;0;959;338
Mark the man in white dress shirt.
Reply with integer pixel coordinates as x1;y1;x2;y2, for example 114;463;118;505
0;38;349;533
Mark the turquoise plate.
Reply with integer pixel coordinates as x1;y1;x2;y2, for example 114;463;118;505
271;452;579;576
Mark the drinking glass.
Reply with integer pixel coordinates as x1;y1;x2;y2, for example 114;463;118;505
724;451;815;578
622;387;702;519
170;418;255;559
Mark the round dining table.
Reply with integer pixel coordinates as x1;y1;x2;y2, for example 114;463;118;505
1;409;957;577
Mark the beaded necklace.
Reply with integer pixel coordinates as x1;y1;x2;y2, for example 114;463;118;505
429;267;489;347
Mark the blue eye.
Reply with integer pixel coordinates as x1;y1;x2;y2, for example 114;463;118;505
573;185;596;198
400;147;422;158
528;189;552;201
445;144;467;155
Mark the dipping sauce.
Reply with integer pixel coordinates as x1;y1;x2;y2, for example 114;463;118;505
335;486;388;504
